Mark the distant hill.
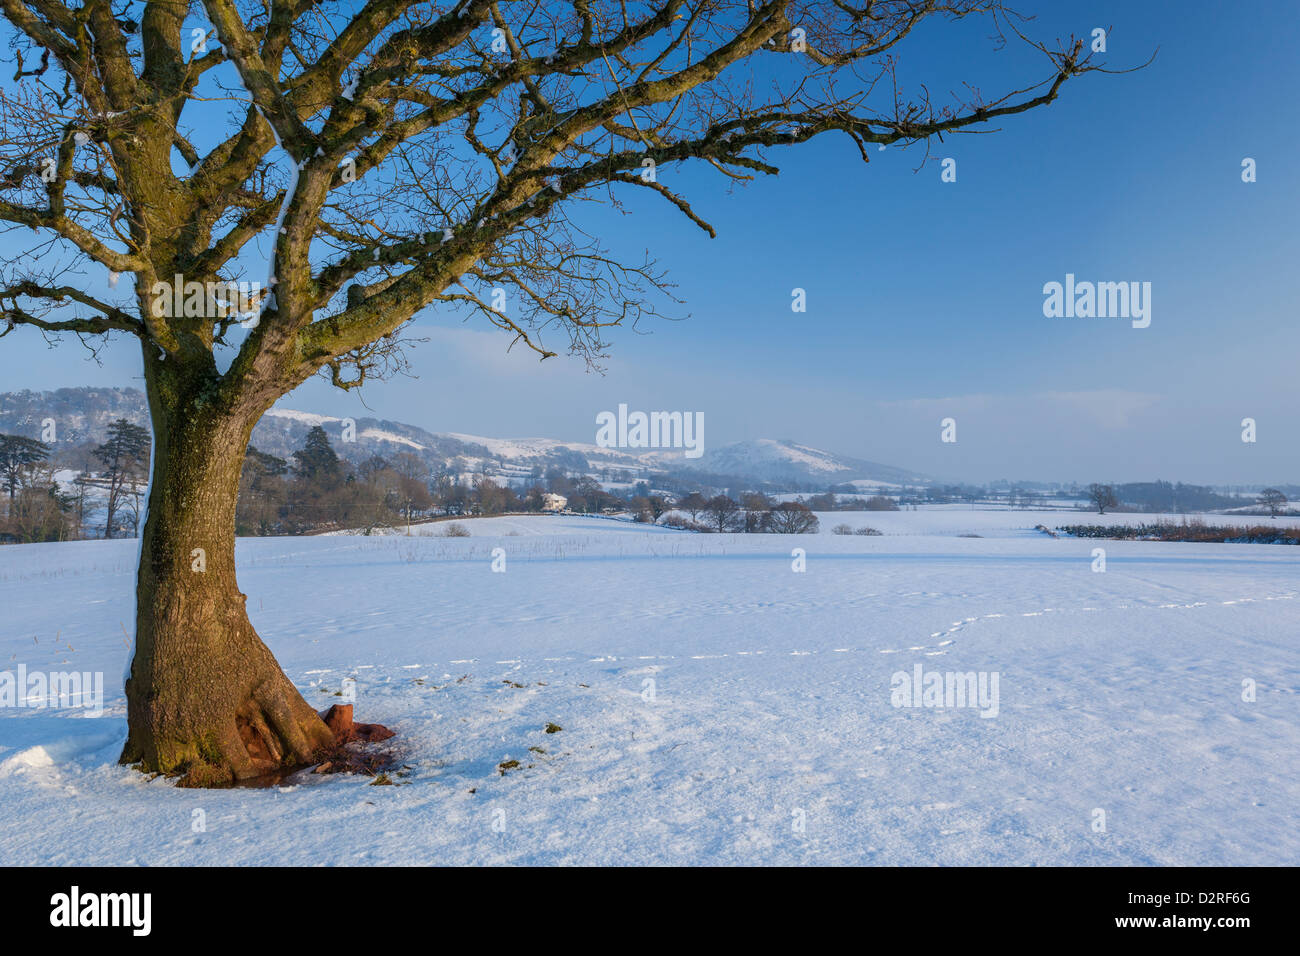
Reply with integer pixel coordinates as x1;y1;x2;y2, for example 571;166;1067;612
0;387;928;490
0;387;147;445
697;438;926;487
252;408;658;482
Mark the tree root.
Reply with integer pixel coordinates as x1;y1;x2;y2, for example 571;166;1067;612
166;698;395;788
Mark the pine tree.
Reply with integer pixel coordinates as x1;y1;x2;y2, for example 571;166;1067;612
0;433;50;500
292;426;341;485
94;420;151;538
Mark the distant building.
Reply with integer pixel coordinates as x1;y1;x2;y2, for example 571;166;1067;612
541;493;567;512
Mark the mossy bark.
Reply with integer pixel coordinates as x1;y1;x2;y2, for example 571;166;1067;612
120;356;333;786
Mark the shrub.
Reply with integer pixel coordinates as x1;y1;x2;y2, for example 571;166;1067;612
1056;521;1300;545
854;526;882;536
443;522;471;537
661;513;707;531
832;523;854;535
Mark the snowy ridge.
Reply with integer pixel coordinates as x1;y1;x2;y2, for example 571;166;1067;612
257;407;926;486
700;438;927;485
1;388;928;489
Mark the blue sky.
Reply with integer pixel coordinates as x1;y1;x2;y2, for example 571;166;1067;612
2;1;1297;485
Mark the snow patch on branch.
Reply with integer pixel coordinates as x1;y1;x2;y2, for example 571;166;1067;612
249;106;303;330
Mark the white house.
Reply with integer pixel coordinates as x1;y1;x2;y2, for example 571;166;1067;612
541;493;567;512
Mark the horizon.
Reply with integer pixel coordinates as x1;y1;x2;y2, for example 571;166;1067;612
1;382;1292;492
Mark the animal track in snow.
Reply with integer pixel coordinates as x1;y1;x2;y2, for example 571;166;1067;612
307;593;1297;680
874;591;1297;657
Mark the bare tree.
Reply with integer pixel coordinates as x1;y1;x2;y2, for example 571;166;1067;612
741;491;771;532
1258;488;1287;518
4;463;75;542
1087;482;1118;515
678;491;707;523
393;470;433;529
237;445;289;535
0;0;1109;785
767;500;818;533
704;493;741;533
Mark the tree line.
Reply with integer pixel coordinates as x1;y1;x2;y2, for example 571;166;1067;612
1086;481;1288;516
0;420;149;543
239;426;659;535
663;492;821;534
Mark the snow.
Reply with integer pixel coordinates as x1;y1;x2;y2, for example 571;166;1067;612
720;438;849;473
2;510;1297;865
252;107;301;326
364;513;684;537
844;478;906;491
264;407;339;428
357;428;424;450
261;414;645;466
440;432;613;461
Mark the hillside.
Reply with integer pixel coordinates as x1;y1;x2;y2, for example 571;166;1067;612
0;386;927;490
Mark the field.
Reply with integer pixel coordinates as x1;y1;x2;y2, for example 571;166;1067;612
1;509;1297;865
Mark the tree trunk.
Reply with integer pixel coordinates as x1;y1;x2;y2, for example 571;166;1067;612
103;478;119;539
120;369;334;787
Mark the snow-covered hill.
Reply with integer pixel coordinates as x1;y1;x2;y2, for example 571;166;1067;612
257;411;929;486
696;438;926;486
0;387;147;445
0;387;929;489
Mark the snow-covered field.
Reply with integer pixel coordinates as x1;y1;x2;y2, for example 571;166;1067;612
2;510;1297;865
